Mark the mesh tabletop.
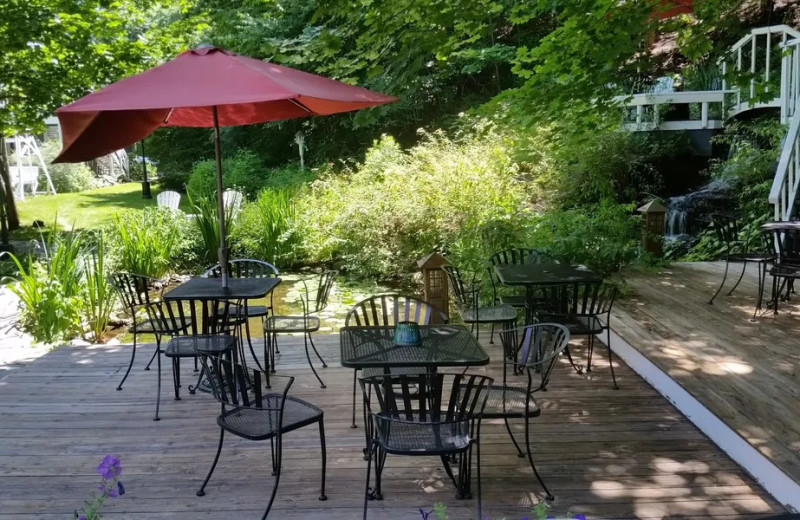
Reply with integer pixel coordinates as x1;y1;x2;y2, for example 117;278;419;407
494;264;601;286
163;277;281;300
339;325;489;369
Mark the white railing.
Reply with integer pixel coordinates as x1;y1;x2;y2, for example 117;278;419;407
769;44;800;220
622;91;731;131
724;25;800;122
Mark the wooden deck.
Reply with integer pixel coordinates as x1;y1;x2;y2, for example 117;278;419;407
613;261;800;511
0;324;782;520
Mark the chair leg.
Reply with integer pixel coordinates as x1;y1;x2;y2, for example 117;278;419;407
607;329;619;390
262;438;283;520
586;336;594;373
144;333;159;370
308;333;328;367
475;430;483;520
363;442;374;520
708;255;731;304
319;419;328;501
564;345;582;374
752;261;767;322
503;418;525;457
727;260;748;296
772;275;780;314
117;333;137;391
440;454;461;497
172;358;181;400
304;332;326;388
154;344;162;421
351;370;359;429
244;317;266;372
196;428;225;496
489;323;495;344
269;332;278;373
524;416;553;500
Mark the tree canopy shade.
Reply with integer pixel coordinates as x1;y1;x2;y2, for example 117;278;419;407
0;0;202;229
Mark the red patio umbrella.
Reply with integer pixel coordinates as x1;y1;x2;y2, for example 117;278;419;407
54;45;396;286
655;0;693;19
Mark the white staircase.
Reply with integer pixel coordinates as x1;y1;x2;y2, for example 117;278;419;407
769;39;800;221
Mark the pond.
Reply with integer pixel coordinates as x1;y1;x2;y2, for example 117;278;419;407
114;271;423;343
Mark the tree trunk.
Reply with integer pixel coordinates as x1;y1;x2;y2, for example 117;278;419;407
0;135;21;230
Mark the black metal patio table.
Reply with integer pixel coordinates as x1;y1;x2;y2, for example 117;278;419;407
761;221;800;313
494;263;601;324
163;277;282;387
340;324;489;371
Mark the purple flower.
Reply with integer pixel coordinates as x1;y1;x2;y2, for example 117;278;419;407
117;481;125;496
572;516;587;520
108;487;119;498
419;509;432;520
78;516;87;520
97;455;122;480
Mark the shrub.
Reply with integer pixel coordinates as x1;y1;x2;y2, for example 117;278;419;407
6;229;86;344
109;208;186;279
82;233;116;343
186;149;266;199
39;140;97;193
232;187;301;266
188;192;237;267
156;170;191;192
296;127;533;278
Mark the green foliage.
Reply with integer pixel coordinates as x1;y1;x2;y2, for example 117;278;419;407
187;149;266;199
232;188;301;265
39;140;97;193
110;208;185;279
82;233;116;342
527;200;640;277
297;126;532;278
188;192;237;267
6;228;85;344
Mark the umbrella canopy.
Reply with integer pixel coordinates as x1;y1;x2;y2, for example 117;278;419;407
655;0;692;19
54;45;396;286
55;45;396;162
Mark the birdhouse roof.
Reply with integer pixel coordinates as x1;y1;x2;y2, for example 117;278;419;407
417;252;450;269
637;199;667;213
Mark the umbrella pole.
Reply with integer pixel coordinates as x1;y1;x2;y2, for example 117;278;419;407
212;106;229;288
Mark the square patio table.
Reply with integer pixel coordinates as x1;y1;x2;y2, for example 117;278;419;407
340;324;489;371
494;264;601;324
163;277;281;301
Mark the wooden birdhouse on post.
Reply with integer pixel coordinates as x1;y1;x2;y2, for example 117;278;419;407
417;253;450;323
637;199;667;256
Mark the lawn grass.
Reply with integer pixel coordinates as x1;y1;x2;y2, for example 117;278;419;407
15;183;190;231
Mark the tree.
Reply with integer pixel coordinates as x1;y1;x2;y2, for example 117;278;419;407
0;0;199;229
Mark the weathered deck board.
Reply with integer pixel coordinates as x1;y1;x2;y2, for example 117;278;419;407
614;261;800;497
0;328;781;519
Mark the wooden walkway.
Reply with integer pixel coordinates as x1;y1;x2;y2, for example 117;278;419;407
614;261;800;505
0;324;782;520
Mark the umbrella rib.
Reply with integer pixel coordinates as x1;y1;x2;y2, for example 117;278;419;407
289;98;313;114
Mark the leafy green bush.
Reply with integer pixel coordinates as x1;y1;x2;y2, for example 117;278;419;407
187;149;266;199
82;234;116;343
232;187;301;266
39;140;97;193
296;128;533;278
526;200;640;277
109;208;186;279
156;170;191;192
6;230;86;344
188;192;238;267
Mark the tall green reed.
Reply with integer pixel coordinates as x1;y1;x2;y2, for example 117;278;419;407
111;208;180;279
234;187;300;264
188;191;237;266
83;233;116;342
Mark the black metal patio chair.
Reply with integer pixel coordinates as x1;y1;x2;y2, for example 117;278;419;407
345;294;448;429
195;352;327;520
531;281;620;389
145;298;239;420
487;248;557;309
360;372;493;520
479;322;570;501
203;259;280;371
108;272;189;391
762;223;800;314
443;264;517;344
707;215;772;317
262;270;337;388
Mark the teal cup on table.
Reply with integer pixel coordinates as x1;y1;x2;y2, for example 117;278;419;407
393;321;422;346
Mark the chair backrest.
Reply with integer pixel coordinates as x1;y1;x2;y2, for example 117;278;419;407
345;293;447;327
199;351;293;418
203;259;279;279
442;265;479;310
156;190;181;210
108;272;161;314
223;189;244;216
513;323;570;390
487;248;557;302
532;282;618;319
360;372;493;424
302;270;338;315
145;298;240;335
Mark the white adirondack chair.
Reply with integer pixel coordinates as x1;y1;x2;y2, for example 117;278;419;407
9;166;39;196
156;190;181;211
223;189;244;216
